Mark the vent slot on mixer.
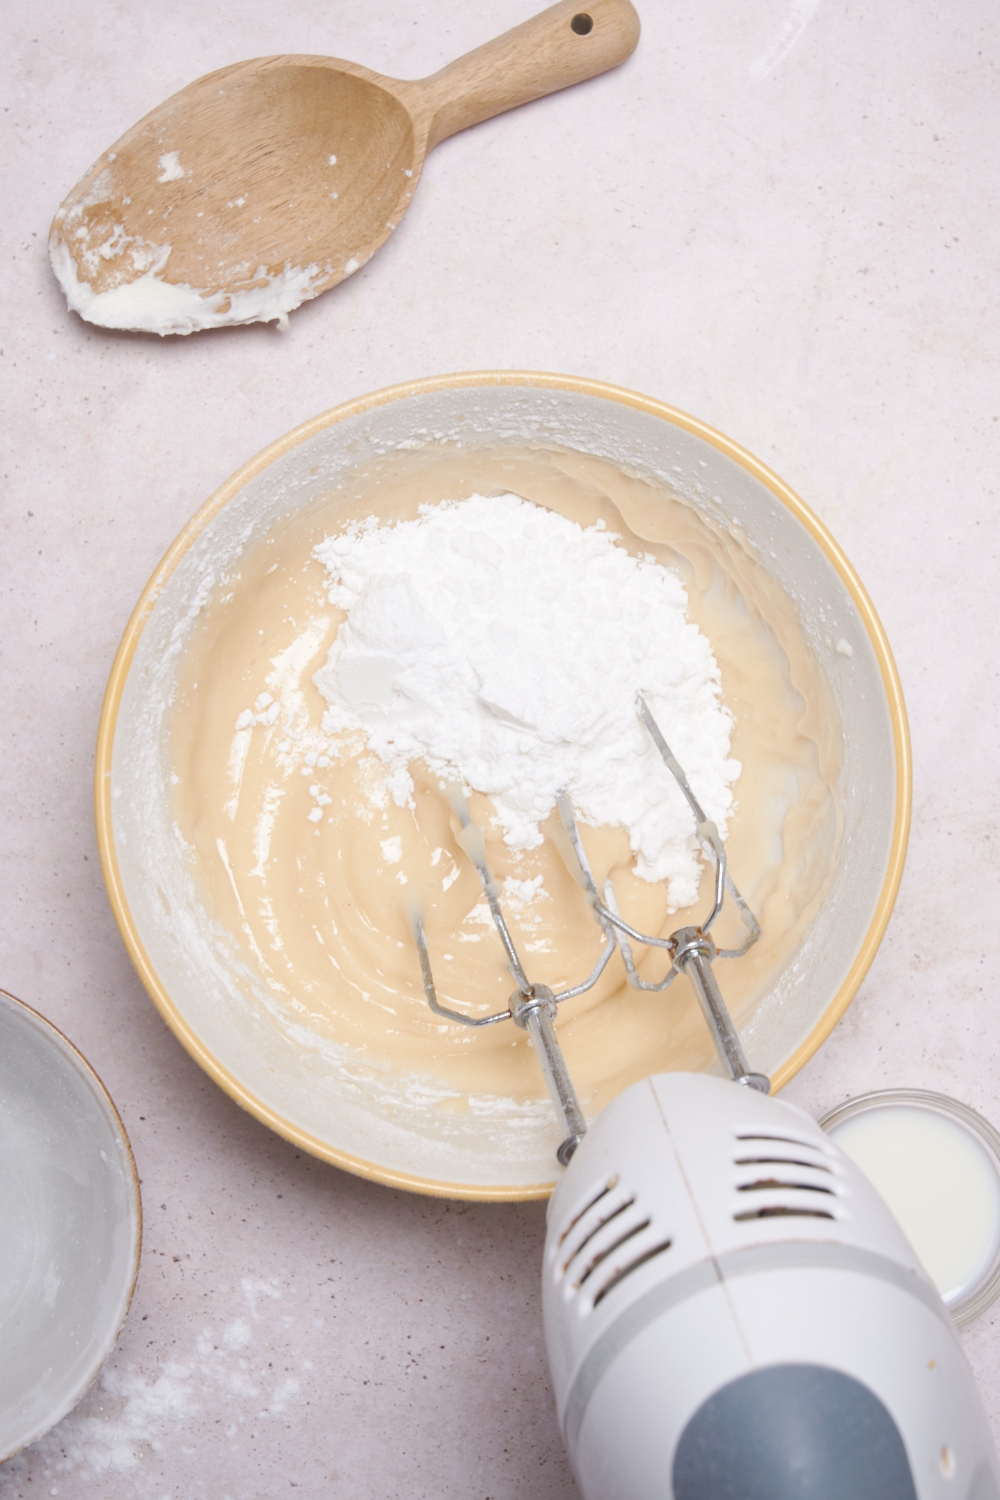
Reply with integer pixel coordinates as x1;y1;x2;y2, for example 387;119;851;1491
592;1239;675;1308
559;1186;644;1278
735;1131;835;1150
555;1176;673;1310
734;1205;836;1222
734;1154;833;1174
574;1218;651;1289
557;1179;618;1247
732;1131;843;1223
561;1196;638;1273
736;1179;836;1196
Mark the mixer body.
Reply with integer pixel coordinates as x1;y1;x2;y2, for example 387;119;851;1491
543;1072;1000;1500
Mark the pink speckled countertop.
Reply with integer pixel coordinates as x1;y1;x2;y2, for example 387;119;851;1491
3;1;1000;1495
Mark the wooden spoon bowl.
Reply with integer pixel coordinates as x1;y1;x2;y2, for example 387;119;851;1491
49;0;640;335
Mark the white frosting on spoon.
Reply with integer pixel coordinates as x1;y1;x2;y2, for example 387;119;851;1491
49;238;332;336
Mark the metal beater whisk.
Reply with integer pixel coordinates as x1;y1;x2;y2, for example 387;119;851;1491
410;695;768;1166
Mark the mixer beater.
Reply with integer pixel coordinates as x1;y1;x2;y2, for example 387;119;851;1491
411;693;767;1161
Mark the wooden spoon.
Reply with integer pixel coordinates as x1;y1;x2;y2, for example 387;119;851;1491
49;0;639;337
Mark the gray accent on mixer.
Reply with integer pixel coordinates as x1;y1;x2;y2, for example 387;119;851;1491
561;1240;950;1447
717;1240;945;1321
671;1364;918;1500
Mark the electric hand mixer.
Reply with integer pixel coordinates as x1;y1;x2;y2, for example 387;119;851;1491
412;696;1000;1500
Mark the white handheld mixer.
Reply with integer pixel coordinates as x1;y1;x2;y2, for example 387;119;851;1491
412;697;1000;1499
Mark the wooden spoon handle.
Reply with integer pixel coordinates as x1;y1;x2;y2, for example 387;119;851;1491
417;0;641;150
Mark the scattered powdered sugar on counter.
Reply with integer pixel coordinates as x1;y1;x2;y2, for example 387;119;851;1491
10;1279;300;1487
312;494;739;902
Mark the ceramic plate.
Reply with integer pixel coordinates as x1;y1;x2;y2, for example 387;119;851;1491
0;988;141;1461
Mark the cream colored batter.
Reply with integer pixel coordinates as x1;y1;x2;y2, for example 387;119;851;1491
170;444;841;1116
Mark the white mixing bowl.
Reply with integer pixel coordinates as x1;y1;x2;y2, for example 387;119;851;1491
96;373;909;1199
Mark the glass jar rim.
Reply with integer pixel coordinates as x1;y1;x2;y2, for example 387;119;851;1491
819;1088;1000;1327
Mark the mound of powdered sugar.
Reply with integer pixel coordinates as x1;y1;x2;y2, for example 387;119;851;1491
312;493;739;905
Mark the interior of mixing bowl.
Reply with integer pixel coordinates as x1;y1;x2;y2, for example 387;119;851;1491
100;375;907;1198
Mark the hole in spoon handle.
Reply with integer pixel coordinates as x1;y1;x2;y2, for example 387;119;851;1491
420;0;641;151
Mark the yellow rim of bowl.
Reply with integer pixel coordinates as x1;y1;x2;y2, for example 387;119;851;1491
95;371;911;1202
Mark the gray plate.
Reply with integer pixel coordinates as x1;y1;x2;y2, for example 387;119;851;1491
0;988;141;1461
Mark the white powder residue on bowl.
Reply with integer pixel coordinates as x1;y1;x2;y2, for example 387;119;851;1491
312;493;740;904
